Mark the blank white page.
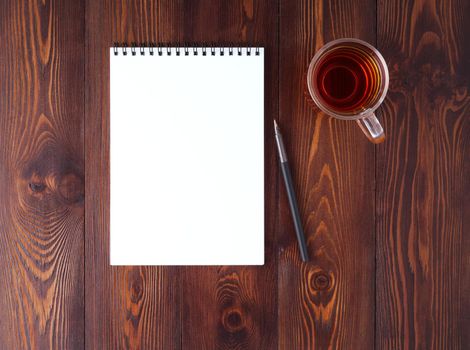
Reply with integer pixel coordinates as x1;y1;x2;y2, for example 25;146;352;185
110;47;264;265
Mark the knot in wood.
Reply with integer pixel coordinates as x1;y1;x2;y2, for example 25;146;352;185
222;308;245;333
58;173;84;204
130;279;143;303
311;271;331;291
29;182;46;193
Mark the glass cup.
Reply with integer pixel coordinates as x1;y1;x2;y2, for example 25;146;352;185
307;38;389;143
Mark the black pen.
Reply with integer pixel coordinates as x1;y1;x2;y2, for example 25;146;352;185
274;120;309;262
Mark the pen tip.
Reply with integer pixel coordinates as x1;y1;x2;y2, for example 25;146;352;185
274;119;279;131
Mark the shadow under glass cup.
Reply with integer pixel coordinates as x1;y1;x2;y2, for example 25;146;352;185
307;38;389;143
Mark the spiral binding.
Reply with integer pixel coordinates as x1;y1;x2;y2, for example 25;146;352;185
112;43;261;57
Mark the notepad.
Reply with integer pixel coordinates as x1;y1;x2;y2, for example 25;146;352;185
110;46;264;265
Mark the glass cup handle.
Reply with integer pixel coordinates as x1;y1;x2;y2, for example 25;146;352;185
356;113;385;144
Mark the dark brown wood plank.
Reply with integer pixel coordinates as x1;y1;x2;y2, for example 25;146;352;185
278;0;376;348
86;1;278;348
179;1;279;349
0;0;84;349
376;0;470;348
85;0;183;349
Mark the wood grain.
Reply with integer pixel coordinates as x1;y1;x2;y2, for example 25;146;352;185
0;0;468;348
85;0;280;348
278;0;377;348
85;0;183;349
179;1;278;349
375;0;470;348
0;0;84;349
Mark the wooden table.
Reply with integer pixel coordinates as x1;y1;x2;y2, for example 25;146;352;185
0;0;468;349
